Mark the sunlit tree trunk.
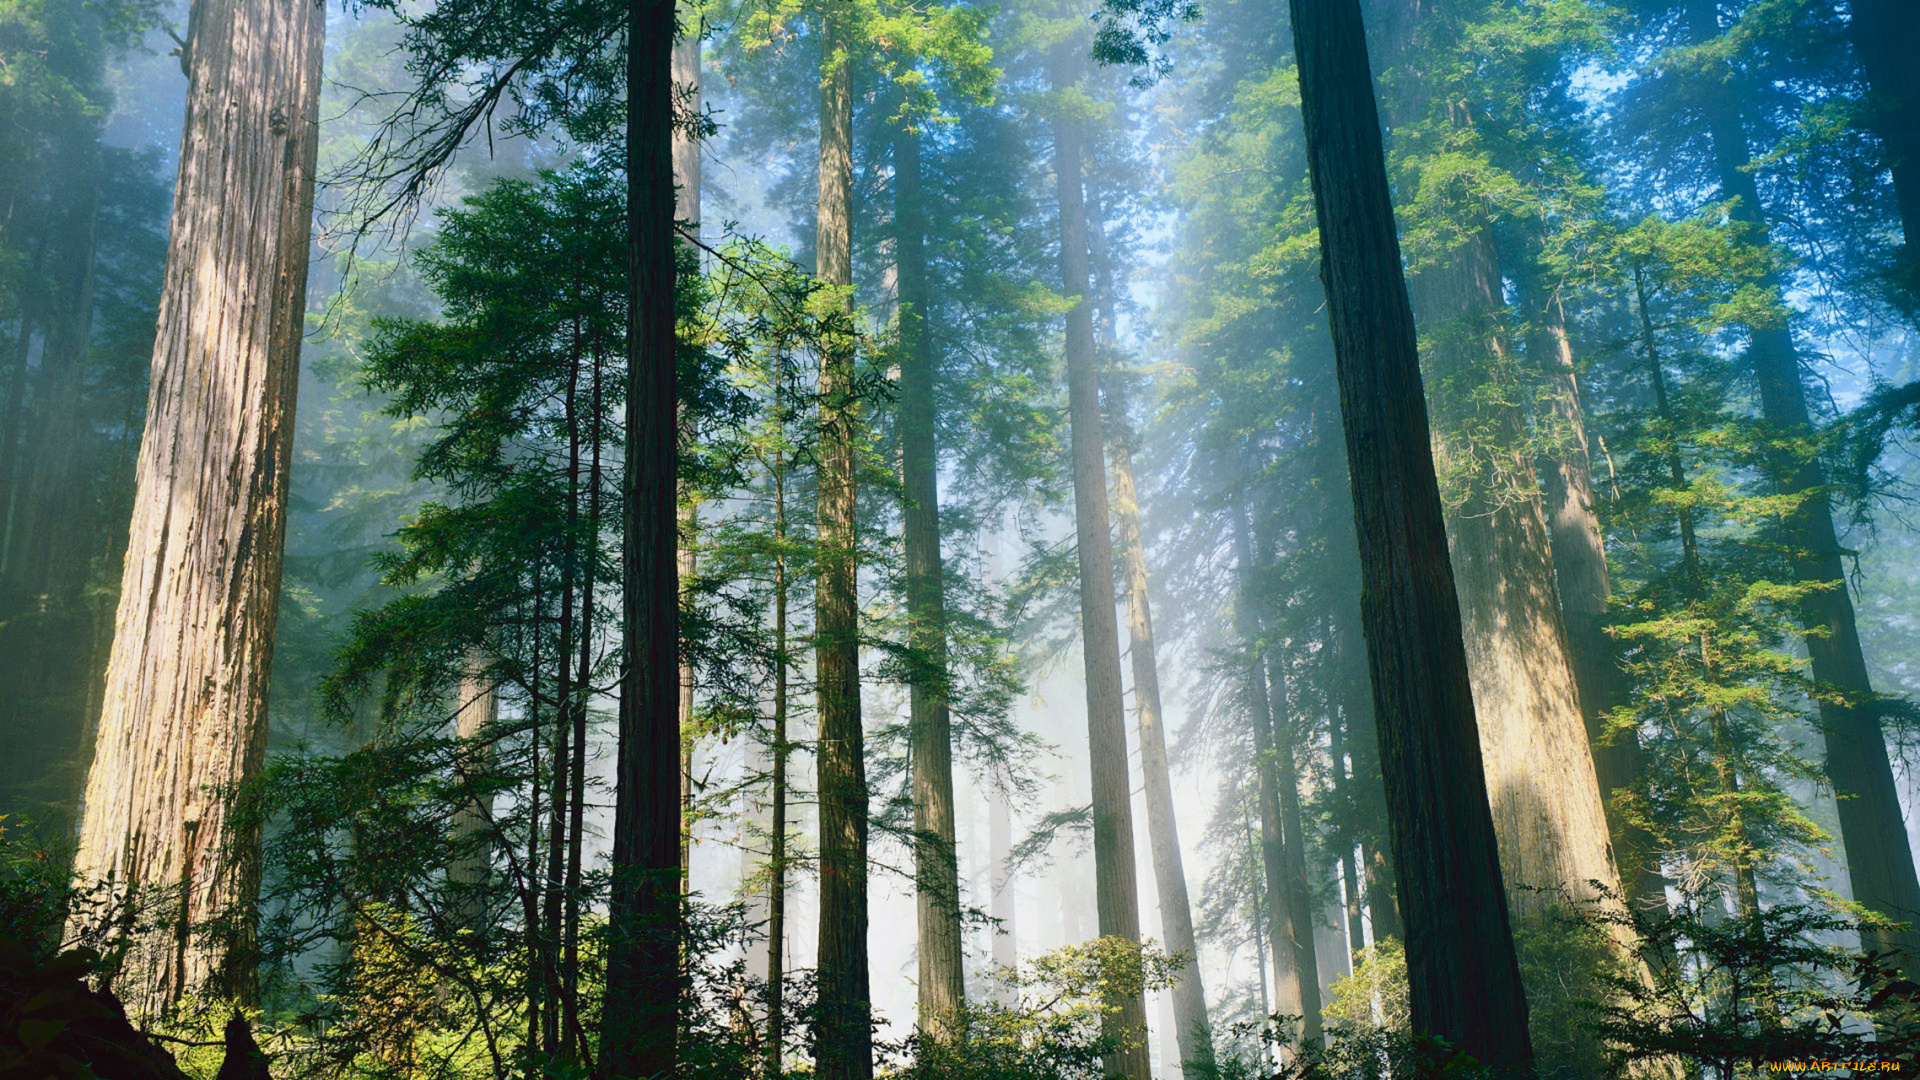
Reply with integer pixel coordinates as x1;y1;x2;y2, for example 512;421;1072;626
1525;274;1668;920
1047;42;1153;1080
69;0;322;1015
813;14;872;1079
1369;0;1622;933
894;118;967;1034
1285;0;1534;1070
1686;0;1920;979
1089;189;1214;1078
674;7;701;894
600;0;683;1071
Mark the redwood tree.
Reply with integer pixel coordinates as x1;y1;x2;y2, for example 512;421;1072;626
600;0;684;1074
1285;0;1535;1070
70;0;323;1016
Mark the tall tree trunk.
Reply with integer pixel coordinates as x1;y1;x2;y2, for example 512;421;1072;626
1685;0;1920;978
564;357;604;1058
813;15;872;1079
449;652;498;929
601;0;683;1072
1375;0;1623;927
1232;507;1309;1048
1263;649;1323;1044
1525;272;1668;918
1284;0;1535;1070
1046;42;1153;1080
1089;189;1215;1078
1847;0;1920;293
1321;409;1402;948
1327;705;1366;959
69;0;322;1015
674;4;701;895
894;117;967;1033
766;448;790;1080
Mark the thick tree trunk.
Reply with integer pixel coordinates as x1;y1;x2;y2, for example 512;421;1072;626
600;0;682;1073
894;119;967;1033
1089;189;1214;1078
69;0;322;1015
1686;0;1920;979
1047;43;1153;1080
1284;0;1534;1070
1847;0;1920;290
1409;233;1620;918
1525;277;1669;919
1372;0;1622;927
813;16;872;1079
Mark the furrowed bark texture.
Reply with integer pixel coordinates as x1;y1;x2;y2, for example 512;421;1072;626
813;15;873;1079
1089;188;1214;1078
1048;44;1153;1080
1285;0;1534;1071
895;120;967;1032
71;0;321;1015
601;0;681;1073
1411;234;1618;920
1525;279;1666;916
1686;0;1920;978
1319;401;1402;947
1371;0;1621;929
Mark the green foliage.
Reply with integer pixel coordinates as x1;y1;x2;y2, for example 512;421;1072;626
891;937;1182;1080
1584;886;1920;1077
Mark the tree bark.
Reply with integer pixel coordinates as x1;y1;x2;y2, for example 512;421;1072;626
1285;0;1534;1070
600;0;682;1073
1685;0;1920;979
813;14;872;1079
449;652;497;930
1371;0;1623;928
69;0;322;1015
767;451;790;1079
1089;189;1214;1079
1525;273;1667;918
1047;42;1153;1080
1847;0;1920;292
673;0;701;896
894;118;967;1034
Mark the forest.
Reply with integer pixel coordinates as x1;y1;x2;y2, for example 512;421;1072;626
2;0;1919;1075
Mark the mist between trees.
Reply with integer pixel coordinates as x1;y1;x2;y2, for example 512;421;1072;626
3;0;1920;1077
